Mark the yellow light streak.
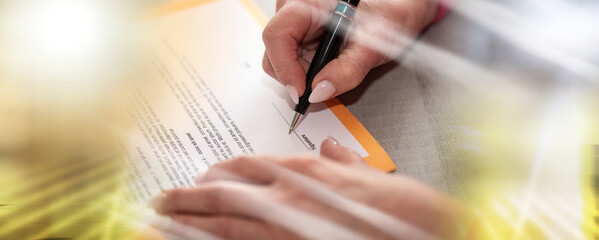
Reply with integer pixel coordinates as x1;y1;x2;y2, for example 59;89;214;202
0;159;123;235
0;153;116;201
29;193;118;239
491;200;537;240
472;208;503;240
509;197;561;240
531;195;584;239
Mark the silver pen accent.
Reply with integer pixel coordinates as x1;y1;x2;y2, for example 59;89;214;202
288;111;302;134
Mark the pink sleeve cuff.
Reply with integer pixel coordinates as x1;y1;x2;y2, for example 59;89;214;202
432;0;457;24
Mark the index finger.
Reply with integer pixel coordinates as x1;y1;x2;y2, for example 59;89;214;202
262;0;329;95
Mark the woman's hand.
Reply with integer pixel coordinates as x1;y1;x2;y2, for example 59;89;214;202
149;138;471;240
262;0;438;104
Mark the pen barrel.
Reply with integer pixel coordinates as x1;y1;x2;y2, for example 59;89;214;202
294;0;358;114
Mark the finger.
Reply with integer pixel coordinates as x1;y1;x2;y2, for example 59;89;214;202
198;154;332;188
263;49;301;104
320;137;367;166
298;55;311;73
195;155;276;185
153;181;369;240
196;154;353;192
151;216;223;240
275;0;287;12
262;3;310;94
308;44;385;103
262;51;277;80
150;181;268;216
262;1;330;96
173;214;285;240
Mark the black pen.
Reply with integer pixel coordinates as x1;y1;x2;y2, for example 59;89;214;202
288;0;360;134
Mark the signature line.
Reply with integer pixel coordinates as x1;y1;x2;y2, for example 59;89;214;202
271;102;311;151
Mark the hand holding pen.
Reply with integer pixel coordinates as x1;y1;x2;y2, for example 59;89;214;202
261;0;439;131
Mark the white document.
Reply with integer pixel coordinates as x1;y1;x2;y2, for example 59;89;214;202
123;0;369;205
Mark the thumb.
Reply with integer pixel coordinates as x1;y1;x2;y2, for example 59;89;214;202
320;137;367;166
308;44;384;103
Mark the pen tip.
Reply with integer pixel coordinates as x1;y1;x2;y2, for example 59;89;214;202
288;112;301;134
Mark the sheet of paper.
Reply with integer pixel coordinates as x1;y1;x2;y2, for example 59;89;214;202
123;0;390;206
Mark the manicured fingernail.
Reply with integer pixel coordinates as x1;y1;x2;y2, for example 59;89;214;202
148;192;167;212
286;85;299;104
309;80;335;103
327;136;339;145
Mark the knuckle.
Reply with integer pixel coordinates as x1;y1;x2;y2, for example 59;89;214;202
165;188;183;205
262;26;282;44
261;27;271;42
344;60;367;87
203;182;226;210
229;155;253;165
275;0;287;10
277;188;307;206
286;156;322;173
282;0;302;10
211;160;227;169
262;56;271;72
263;1;311;44
207;181;226;198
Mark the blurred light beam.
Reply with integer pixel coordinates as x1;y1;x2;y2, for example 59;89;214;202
30;1;103;60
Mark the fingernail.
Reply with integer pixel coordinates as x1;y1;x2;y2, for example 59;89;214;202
309;80;335;103
148;192;167;212
286;85;299;104
327;136;339;145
